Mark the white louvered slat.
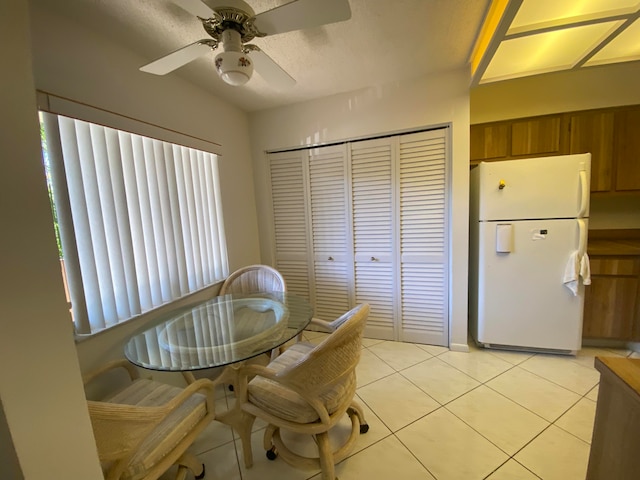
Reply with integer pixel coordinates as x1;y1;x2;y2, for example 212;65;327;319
269;151;310;300
309;145;351;319
399;129;449;345
351;138;395;339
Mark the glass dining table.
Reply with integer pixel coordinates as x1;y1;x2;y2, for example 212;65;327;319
125;291;314;373
124;291;314;446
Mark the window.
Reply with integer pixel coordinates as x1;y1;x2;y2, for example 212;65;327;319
41;112;228;334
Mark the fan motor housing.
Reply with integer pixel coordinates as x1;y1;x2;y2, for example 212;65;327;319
201;7;261;43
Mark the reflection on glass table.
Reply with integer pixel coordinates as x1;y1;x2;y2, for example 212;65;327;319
124;292;314;372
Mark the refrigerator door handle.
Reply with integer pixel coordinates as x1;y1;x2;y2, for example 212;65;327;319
577;219;587;258
578;170;588;218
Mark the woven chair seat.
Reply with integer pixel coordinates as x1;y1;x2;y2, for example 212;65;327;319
103;379;207;480
247;342;356;424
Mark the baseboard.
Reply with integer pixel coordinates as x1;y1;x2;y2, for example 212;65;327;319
583;338;640;353
449;342;470;353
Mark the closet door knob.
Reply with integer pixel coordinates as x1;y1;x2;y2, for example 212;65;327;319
328;256;334;261
371;256;378;261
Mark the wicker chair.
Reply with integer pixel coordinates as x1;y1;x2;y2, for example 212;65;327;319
83;359;216;480
220;264;297;358
233;304;370;480
219;264;286;296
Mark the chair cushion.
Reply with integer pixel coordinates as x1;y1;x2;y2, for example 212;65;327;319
247;342;356;424
103;379;207;480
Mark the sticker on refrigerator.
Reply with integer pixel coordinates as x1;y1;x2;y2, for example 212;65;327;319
531;229;547;240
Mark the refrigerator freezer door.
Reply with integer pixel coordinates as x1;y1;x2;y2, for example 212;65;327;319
476;218;586;352
476;154;591;221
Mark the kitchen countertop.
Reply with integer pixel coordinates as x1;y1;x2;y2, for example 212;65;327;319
595;356;640;397
588;229;640;256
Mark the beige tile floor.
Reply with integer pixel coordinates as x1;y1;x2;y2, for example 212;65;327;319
165;333;640;480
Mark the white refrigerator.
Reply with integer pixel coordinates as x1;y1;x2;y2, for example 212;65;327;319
469;153;591;354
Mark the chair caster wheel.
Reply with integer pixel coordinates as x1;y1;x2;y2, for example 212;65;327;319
228;384;234;392
266;447;278;460
360;423;369;434
195;464;205;479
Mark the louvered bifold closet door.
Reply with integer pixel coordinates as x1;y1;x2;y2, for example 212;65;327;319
269;151;311;300
350;138;396;339
308;144;352;321
399;129;449;346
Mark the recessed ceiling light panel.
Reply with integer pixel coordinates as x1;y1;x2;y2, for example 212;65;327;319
510;0;640;33
585;17;640;65
481;21;624;83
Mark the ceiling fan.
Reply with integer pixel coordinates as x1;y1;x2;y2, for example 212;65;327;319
140;0;352;88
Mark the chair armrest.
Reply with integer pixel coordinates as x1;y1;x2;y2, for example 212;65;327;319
88;378;217;463
309;309;353;333
308;318;335;332
83;359;140;386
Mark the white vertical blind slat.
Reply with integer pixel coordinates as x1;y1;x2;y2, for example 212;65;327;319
174;146;197;292
120;132;152;312
127;135;154;310
166;145;189;296
184;148;204;289
197;151;214;285
156;142;181;300
88;124;121;326
139;137;163;305
211;155;228;279
60;118;105;329
105;128;138;319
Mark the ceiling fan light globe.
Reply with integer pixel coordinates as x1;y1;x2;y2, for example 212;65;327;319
215;51;253;86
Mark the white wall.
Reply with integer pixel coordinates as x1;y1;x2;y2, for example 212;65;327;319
27;1;263;374
249;70;471;351
0;1;103;477
470;62;640;124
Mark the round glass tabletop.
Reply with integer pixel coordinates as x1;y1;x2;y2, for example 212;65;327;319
124;292;313;371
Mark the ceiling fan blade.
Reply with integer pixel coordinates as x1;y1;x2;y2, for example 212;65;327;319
169;0;214;18
253;0;351;36
249;48;296;89
140;41;214;75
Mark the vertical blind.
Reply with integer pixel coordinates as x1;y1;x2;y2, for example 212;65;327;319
41;112;228;334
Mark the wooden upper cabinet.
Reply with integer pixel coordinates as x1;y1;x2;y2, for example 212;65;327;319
614;108;640;191
511;115;564;156
569;111;614;192
470;123;508;162
470;105;640;193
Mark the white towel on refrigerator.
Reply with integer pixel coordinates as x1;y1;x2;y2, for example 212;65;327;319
563;251;591;295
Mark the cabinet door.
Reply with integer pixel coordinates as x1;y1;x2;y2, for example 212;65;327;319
470;123;509;162
583;257;640;340
583;277;638;339
269;151;311;300
308;144;352;320
614;108;640;191
398;129;448;346
350;138;396;340
570;111;614;192
511;116;564;157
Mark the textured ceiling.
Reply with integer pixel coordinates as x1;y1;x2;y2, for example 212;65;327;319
31;0;492;112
